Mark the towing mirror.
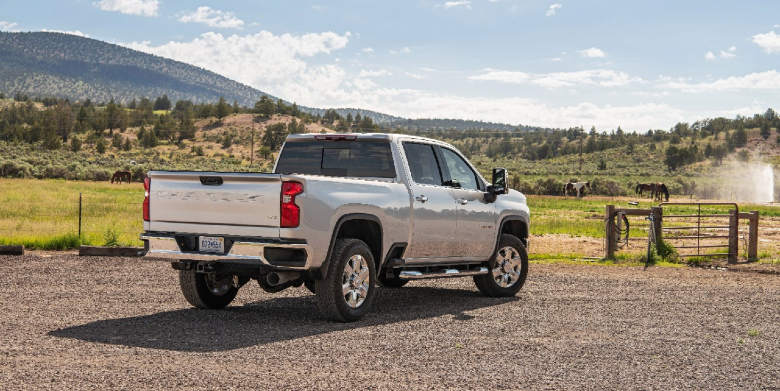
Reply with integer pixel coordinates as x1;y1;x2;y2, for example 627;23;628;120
491;167;508;195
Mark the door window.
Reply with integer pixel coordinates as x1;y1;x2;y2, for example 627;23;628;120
403;143;443;186
440;148;481;191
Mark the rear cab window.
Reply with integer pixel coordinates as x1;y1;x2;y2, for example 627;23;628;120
275;138;396;178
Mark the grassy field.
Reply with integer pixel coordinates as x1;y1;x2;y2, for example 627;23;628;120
0;178;144;249
1;178;778;262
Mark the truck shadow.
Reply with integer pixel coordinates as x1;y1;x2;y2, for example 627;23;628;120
49;287;520;352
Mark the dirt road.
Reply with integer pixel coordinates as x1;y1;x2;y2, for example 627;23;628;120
1;254;779;390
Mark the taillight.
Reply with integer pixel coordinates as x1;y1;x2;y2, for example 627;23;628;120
143;177;150;222
281;181;303;228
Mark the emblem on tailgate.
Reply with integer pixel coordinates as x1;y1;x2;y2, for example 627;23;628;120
157;191;267;203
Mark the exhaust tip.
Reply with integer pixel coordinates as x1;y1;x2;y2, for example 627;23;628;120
267;272;281;286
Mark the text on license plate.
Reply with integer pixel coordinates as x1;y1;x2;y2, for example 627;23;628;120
199;236;224;253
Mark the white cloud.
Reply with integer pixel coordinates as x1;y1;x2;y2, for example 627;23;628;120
661;70;780;92
178;7;244;29
362;47;374;53
578;47;605;58
405;72;428;80
0;21;19;31
41;28;90;38
551;57;563;62
470;68;642;88
707;46;736;60
122;31;351;104
390;47;411;54
470;69;530;84
312;5;326;10
359;69;391;77
753;31;780;54
546;4;562;16
345;90;687;131
93;0;159;17
444;1;471;9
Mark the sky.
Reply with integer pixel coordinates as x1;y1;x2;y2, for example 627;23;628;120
1;0;779;131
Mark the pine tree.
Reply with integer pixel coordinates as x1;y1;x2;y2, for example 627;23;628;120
96;137;106;154
70;137;82;152
216;96;231;121
760;121;771;140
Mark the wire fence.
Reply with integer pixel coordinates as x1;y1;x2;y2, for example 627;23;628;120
0;193;144;247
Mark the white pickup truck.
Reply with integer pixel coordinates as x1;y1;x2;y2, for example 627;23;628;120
140;133;530;322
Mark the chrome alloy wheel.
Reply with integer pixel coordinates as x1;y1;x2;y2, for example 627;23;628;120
205;274;233;296
492;246;523;288
342;254;370;308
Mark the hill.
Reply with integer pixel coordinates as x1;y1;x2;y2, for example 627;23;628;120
0;32;281;107
0;32;534;132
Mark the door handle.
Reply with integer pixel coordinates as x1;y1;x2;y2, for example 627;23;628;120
415;195;428;203
456;198;468;205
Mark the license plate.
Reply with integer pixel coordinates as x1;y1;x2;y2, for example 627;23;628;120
199;236;224;253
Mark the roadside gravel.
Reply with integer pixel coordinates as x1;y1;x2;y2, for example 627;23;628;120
1;254;779;390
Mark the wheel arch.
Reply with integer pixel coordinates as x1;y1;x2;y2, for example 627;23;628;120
492;216;529;256
314;213;383;280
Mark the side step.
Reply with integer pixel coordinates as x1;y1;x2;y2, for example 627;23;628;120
398;266;488;280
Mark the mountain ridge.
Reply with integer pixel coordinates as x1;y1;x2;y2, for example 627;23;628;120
0;31;537;131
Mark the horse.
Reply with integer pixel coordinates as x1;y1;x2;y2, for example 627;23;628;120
635;183;654;197
651;183;669;202
563;181;590;197
111;170;132;184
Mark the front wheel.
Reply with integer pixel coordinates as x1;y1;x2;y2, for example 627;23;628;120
316;239;377;322
474;234;528;297
179;269;239;309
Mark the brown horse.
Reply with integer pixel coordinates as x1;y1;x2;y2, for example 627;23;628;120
635;183;654;197
651;183;669;202
111;170;132;184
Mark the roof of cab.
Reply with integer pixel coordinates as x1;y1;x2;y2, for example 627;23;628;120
284;133;444;143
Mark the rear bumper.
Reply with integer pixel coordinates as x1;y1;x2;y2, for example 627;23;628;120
139;233;313;269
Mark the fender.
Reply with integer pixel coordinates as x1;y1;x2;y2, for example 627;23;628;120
312;213;383;280
490;215;529;258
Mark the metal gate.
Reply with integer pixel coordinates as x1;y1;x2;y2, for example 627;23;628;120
660;202;738;263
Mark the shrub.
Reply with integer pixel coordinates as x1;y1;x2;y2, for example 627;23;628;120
0;160;34;178
534;177;562;195
590;177;626;196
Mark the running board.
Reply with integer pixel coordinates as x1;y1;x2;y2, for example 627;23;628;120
399;266;488;280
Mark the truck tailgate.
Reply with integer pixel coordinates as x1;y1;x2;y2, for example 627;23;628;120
148;172;282;231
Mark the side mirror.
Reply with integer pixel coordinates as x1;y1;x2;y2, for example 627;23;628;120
491;167;509;195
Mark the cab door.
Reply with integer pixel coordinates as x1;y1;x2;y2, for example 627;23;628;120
437;146;498;259
401;142;460;259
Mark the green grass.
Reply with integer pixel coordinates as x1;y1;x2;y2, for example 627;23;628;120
0;178;144;249
0;177;774;260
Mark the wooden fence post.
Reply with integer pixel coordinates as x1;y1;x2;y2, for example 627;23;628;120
651;206;663;244
748;211;759;262
606;205;615;259
728;209;738;264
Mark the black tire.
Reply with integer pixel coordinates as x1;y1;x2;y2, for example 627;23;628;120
377;269;409;288
316;239;377;322
474;234;528;297
179;269;238;309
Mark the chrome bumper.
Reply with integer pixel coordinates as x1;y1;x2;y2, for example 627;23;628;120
139;234;312;269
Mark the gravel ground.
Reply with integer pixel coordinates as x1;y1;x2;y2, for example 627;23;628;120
1;254;780;390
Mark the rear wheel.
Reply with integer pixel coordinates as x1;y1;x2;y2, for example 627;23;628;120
179;269;238;309
316;239;377;322
474;234;528;297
